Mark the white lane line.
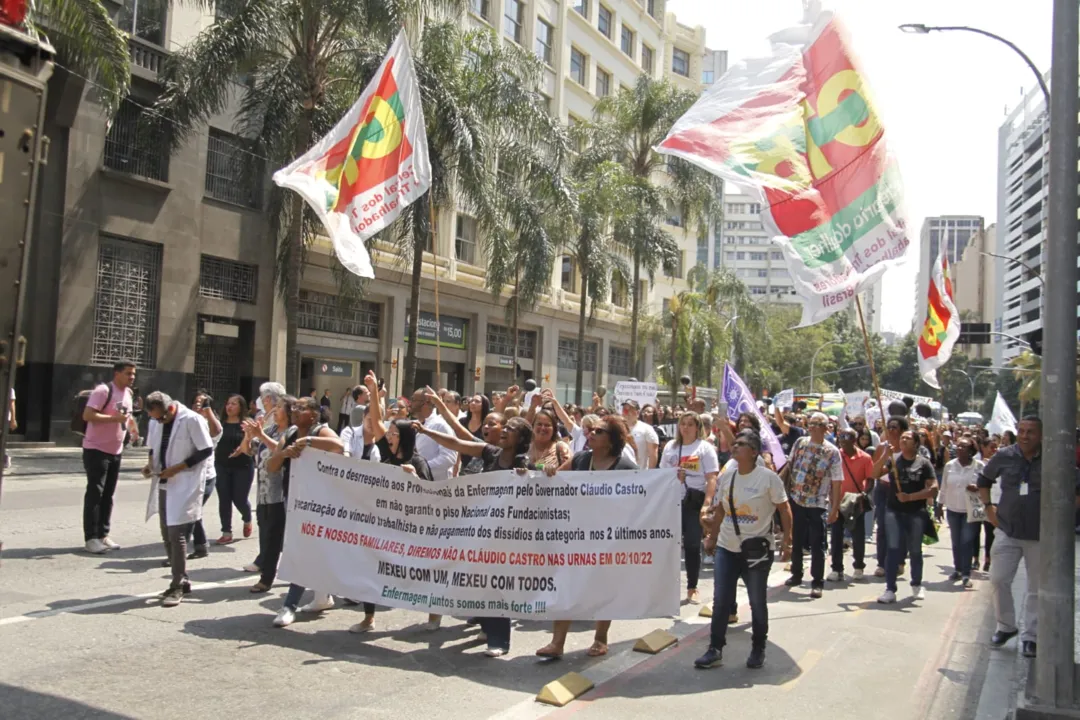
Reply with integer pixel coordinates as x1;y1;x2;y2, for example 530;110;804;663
487;569;789;720
0;575;252;627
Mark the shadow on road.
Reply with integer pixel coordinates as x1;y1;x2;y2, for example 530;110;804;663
0;683;137;720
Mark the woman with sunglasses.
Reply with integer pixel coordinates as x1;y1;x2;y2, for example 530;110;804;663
696;430;792;670
536;415;637;659
660;411;719;604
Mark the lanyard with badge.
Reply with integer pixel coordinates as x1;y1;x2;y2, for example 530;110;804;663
1019;458;1033;497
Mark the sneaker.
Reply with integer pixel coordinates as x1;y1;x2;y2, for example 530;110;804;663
273;607;296;627
948;571;961;581
703;554;714;566
84;539;108;555
784;575;802;587
911;585;925;600
161;587;184;607
101;537;121;550
962;577;973;589
746;646;765;669
874;566;886;578
349;619;374;634
187;545;209;560
243;563;261;573
810;586;823;599
826;571;843;582
853;569;865;581
484;647;508;658
694;646;723;669
299;593;334;613
243;521;253;538
421;616;442;631
877;590;897;604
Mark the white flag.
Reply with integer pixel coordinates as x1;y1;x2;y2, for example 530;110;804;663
273;30;430;278
987;392;1017;436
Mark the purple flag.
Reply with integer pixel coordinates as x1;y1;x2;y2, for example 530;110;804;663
721;363;788;469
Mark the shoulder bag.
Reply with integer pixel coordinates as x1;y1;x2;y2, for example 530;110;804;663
729;469;772;567
839;452;873;525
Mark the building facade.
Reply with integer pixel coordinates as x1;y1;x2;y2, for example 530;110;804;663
952;224;997;360
284;0;717;407
914;215;984;328
714;191;800;304
21;1;275;441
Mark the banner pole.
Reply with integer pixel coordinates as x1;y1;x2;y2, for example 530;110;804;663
429;196;441;381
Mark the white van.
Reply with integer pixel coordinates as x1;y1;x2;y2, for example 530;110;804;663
956;412;984;427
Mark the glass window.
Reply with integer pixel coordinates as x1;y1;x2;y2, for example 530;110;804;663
573;0;589;18
749;202;761;214
646;0;656;17
535;19;553;64
205;128;262;208
561;256;576;291
455;215;478;265
298;290;380;338
611;276;627;307
118;0;168;45
199;255;257;303
672;48;690;77
487;324;537;359
558;337;597;371
104;97;170;182
570;47;587;85
608;346;631;376
595;68;611;97
736;252;746;260
620;25;634;57
749;285;768;296
91;236;162;367
598;5;612;38
641;44;654;74
504;0;524;44
471;0;489;20
749;252;767;261
702;69;714;84
725;251;736;261
771;251;783;260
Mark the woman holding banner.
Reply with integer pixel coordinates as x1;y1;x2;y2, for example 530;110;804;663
536;415;637;659
660;412;720;604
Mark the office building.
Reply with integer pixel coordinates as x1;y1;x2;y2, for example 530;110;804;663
952;224;997;360
914;215;984;327
714;191;800;304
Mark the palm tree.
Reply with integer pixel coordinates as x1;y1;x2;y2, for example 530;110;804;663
590;75;703;376
27;0;131;111
689;266;764;383
151;1;566;392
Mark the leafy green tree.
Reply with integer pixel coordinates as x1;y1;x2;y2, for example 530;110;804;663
152;3;566;392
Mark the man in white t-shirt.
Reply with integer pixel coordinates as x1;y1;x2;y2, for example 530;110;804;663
338;387;357;433
410;388;457;481
622;400;658;469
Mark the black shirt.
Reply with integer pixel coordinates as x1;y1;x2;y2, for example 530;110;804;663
975;444;1080;541
777;425;806;456
216;421;253;469
569;450;639;471
885;454;935;514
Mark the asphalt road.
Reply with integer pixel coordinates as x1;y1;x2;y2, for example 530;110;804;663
0;449;1011;720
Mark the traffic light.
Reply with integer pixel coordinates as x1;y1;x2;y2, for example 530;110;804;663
1024;328;1043;355
957;322;991;344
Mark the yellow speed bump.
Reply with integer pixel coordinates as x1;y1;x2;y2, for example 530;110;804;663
633;629;678;654
536;672;594;707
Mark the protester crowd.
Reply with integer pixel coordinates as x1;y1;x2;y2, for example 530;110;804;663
76;360;1072;669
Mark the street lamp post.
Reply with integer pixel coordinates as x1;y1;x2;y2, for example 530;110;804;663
952;368;996;411
808;340;840;391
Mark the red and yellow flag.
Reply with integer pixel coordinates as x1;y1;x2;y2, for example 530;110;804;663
917;250;960;389
274;30;430;279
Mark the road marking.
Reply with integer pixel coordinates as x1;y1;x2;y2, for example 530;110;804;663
0;575;252;627
780;649;823;691
848;593;880;618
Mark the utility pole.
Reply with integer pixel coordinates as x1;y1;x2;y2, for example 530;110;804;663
1033;0;1078;712
0;22;54;563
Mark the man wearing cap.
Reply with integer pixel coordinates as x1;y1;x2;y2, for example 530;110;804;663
622;400;658;469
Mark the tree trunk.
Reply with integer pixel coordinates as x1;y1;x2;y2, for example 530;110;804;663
511;261;520;385
575;250;588;406
706;340;714;388
284;109;314;395
402;197;428;394
669;311;678;406
630;249;642;378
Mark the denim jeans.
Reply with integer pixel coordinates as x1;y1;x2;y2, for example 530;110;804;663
789;500;827;587
479;617;511;651
284;583;307;610
884;509;924;592
216;463;254;534
682;489;706;590
709;546;772;650
830;511;867;572
946;510;975;577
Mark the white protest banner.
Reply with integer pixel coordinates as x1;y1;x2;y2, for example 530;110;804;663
774;389;794;411
880;388;933;406
987;392;1017;436
278;451;681;620
844;391;869;419
614;381;658;408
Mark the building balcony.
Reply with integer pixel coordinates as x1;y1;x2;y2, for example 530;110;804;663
129;36;168;79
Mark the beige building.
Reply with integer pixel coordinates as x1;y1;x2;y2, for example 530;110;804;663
952;224;997;360
276;0;718;404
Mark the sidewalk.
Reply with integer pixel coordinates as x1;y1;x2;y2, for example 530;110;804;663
4;446;149;478
975;538;1080;719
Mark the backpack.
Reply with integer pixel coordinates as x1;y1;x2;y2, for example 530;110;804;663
71;384;113;436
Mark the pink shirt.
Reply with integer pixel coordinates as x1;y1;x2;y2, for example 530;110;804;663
82;382;132;455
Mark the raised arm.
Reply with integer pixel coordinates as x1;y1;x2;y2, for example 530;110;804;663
425;387;473;441
363;372;386;443
413;422;488;457
549;393;578;434
773;405;790;435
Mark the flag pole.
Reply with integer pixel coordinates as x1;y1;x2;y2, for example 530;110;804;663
855;295;900;488
429;195;441;381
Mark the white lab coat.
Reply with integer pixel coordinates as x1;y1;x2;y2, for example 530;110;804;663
144;404;213;527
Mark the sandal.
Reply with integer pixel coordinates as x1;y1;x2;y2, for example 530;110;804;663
216;534;234;545
587;641;608;657
250;582;270;593
243;522;253;538
535;643;564;659
687;588;700;604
